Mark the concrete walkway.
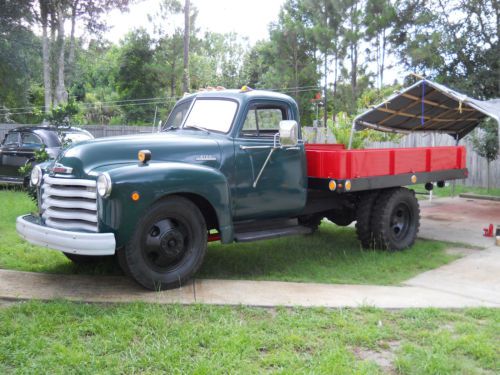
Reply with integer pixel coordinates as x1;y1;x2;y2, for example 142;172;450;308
0;266;498;308
1;197;499;309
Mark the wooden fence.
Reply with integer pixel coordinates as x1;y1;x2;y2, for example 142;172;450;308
2;123;498;188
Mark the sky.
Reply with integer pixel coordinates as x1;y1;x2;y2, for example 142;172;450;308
105;0;285;44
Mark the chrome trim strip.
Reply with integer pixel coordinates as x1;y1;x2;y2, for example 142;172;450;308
43;175;96;187
42;208;98;223
41;197;97;211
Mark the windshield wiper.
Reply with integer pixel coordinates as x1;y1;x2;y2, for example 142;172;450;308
183;124;210;134
163;126;180;132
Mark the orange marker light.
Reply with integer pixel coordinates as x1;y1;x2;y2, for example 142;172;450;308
328;180;337;191
131;192;140;201
345;180;352;191
138;150;151;163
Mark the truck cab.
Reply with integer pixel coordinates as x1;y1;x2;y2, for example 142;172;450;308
17;88;467;290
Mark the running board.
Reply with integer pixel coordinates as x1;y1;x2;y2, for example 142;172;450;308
234;225;313;242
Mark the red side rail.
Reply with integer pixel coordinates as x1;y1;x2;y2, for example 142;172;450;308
305;144;467;180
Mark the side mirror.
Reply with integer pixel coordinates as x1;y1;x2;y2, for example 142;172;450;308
279;120;299;147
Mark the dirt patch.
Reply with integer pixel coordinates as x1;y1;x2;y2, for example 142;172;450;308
353;340;400;374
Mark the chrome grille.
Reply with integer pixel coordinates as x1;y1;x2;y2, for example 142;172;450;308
41;175;98;232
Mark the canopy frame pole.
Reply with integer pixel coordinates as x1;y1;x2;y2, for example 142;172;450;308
348;120;356;149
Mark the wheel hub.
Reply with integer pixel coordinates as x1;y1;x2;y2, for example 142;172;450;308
160;230;185;258
390;203;410;239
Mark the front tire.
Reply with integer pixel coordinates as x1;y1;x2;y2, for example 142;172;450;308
123;196;207;290
371;188;420;251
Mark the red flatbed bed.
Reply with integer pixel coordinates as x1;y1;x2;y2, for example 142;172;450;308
305;144;468;193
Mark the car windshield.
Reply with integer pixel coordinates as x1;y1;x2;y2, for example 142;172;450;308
63;132;93;144
163;97;194;130
182;99;238;133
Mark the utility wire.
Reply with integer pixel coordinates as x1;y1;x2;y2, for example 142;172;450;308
2;85;323;116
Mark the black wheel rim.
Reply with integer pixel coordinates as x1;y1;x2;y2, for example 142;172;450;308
390;202;411;241
141;217;191;272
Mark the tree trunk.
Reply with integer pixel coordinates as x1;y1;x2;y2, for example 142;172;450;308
324;51;328;128
351;43;357;97
40;1;52;112
170;59;176;97
182;0;190;93
487;160;491;192
54;6;67;106
381;29;386;88
67;1;78;87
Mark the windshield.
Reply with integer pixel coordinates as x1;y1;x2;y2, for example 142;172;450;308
183;99;238;133
163;97;194;129
63;132;93;144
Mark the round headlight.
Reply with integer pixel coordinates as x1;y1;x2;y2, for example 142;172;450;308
30;165;42;187
97;173;112;198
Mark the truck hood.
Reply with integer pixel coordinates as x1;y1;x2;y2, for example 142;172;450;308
53;131;222;177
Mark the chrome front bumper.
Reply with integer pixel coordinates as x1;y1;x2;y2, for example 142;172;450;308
16;214;116;256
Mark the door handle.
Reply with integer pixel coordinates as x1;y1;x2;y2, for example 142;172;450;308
240;145;273;150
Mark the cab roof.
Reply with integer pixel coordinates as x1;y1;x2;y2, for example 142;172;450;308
194;89;297;106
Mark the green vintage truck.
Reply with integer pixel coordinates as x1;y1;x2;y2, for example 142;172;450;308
17;87;468;290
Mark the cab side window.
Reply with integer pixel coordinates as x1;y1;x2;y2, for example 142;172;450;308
21;133;43;147
3;132;20;146
241;105;287;137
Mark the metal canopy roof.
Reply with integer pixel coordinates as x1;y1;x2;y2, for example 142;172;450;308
353;80;500;140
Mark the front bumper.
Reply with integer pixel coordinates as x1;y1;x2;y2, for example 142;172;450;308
16;214;116;256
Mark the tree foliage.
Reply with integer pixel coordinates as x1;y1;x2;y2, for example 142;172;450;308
0;0;498;132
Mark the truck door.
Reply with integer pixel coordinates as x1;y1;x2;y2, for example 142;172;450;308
233;101;307;221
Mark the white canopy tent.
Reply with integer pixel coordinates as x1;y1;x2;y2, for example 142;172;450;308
350;80;500;150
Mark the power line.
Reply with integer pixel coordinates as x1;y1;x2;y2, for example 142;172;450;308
0;96;182;113
2;85;323;116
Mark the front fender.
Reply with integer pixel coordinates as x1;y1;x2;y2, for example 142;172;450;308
98;162;233;247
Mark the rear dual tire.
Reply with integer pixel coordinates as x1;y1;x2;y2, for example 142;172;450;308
356;188;420;251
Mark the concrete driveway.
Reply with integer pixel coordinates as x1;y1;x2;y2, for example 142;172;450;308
419;196;499;248
1;197;499;308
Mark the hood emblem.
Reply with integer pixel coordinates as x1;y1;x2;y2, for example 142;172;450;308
52;163;73;174
195;155;217;161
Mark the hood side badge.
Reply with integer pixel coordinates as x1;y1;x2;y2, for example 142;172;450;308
195;155;217;161
52;163;73;174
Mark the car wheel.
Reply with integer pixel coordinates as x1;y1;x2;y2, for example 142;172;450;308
355;191;380;248
371;188;420;251
123;196;207;290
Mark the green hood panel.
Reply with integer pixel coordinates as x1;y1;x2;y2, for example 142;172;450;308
56;132;222;177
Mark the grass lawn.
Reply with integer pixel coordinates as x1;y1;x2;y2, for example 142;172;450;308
0;301;498;374
410;183;500;198
1;189;458;285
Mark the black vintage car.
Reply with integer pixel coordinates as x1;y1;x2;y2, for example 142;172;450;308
0;126;93;185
